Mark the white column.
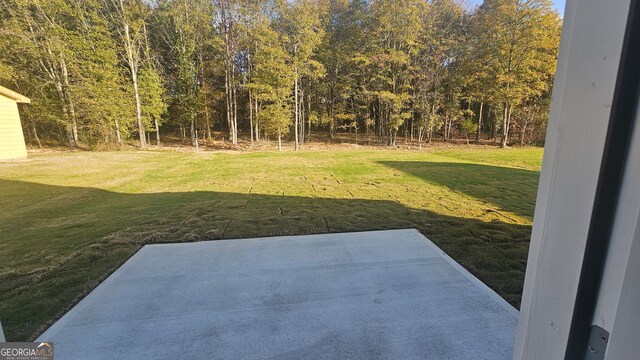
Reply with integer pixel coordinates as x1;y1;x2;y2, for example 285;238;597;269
513;0;632;359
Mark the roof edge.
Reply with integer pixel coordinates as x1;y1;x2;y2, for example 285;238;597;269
0;85;31;103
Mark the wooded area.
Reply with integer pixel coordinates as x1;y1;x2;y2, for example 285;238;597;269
0;0;561;149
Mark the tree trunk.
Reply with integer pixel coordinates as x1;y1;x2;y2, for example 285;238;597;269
500;102;509;148
254;99;259;141
115;119;122;145
203;85;212;142
300;90;305;145
32;123;42;149
278;130;282;151
42;43;74;147
443;115;448;141
294;61;299;150
329;65;337;141
491;109;498;141
194;118;199;152
190;119;195;146
307;93;312;140
116;0;146;149
476;101;484;144
132;72;145;148
410;119;414;142
60;58;79;146
231;74;238;144
249;89;254;144
224;0;238;146
520;121;528;146
155;118;160;146
225;66;231;140
404;123;408;144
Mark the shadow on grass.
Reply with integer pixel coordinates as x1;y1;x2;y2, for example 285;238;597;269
0;179;532;341
378;161;540;219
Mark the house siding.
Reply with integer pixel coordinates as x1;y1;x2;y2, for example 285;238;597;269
0;94;28;160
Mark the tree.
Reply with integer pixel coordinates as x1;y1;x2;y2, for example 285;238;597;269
248;10;295;150
2;0;81;146
278;0;325;150
1;0;135;147
154;0;208;148
474;0;561;147
1;0;561;149
216;0;241;144
459;116;478;145
368;0;425;145
105;0;151;148
139;65;166;146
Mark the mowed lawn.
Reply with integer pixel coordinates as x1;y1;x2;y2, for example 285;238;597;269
0;147;543;341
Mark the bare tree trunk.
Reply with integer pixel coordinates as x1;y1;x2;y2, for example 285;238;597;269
194;118;199;152
443;115;448;141
224;64;233;141
501;102;509;148
60;58;79;145
476;101;484;144
205;112;212;141
133;79;145;147
40;40;74;147
221;0;237;145
32;123;42;148
154;118;160;146
410;119;414;142
278;130;282;151
254;99;259;141
329;66;337;141
115;0;146;148
300;89;305;145
231;74;238;144
249;90;254;144
294;59;299;150
354;121;358;145
307;93;312;140
190;119;195;145
115;119;122;145
520;120;528;146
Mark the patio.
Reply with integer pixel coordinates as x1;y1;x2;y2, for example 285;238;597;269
38;229;517;359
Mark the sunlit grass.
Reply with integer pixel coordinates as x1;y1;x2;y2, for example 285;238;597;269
0;146;543;341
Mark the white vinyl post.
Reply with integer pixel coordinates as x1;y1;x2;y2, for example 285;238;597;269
513;0;633;359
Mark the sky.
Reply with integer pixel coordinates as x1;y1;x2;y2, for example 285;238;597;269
467;0;566;17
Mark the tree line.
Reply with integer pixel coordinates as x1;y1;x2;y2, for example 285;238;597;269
0;0;561;150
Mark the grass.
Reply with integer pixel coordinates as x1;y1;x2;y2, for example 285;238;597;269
0;146;543;341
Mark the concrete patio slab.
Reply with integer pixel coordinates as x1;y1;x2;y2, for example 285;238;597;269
38;229;517;359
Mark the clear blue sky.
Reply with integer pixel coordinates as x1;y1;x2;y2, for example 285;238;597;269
467;0;566;17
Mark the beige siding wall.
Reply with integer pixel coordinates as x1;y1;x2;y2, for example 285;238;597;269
0;95;28;160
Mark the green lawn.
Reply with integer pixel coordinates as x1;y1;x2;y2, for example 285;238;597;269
0;147;543;341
